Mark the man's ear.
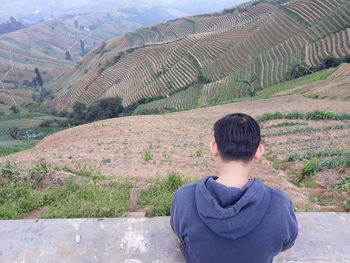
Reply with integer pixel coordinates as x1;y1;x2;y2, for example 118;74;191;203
210;140;220;157
253;144;265;161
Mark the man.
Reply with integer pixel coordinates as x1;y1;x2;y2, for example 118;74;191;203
170;113;298;263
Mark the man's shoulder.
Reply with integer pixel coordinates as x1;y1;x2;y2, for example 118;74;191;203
269;187;292;204
172;182;198;213
264;185;295;216
175;182;197;198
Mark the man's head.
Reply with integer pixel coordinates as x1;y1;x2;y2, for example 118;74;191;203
211;113;264;164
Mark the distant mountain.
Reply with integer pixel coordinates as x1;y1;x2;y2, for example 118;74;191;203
0;0;248;24
46;0;350;112
0;13;142;92
0;17;26;35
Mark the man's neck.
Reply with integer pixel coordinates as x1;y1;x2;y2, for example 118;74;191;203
216;160;252;188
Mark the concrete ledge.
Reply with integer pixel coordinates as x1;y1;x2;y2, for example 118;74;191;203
0;213;349;263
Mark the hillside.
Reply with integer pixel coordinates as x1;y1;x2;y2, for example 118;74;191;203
0;13;141;92
277;63;350;100
2;94;350;212
47;0;350;111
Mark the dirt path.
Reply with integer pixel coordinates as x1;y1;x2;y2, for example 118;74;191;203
1;95;350;210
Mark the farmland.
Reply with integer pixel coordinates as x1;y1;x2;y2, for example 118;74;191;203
1;93;350;218
47;0;350;113
0;13;141;92
0;0;350;220
0;109;66;157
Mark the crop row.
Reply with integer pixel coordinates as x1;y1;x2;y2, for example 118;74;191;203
286;0;343;24
188;22;259;67
302;0;350;43
286;147;350;162
306;28;350;66
134;84;203;113
205;11;305;81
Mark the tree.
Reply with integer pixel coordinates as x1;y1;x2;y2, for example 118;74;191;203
34;68;43;90
80;40;85;55
236;74;259;97
9;127;19;140
86;97;123;121
32;87;51;103
9;105;20;114
0;17;25;35
65;50;72;60
323;57;339;69
72;101;87;121
287;62;313;79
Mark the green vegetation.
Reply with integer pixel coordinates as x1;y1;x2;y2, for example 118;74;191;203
262;121;308;129
0;160;131;219
286;148;350;162
332;175;350;191
135;67;338;115
0;139;39;157
263;151;281;171
0;160;195;219
62;165;105;181
65;97;124;125
0;112;68;157
263;124;349;137
143;149;153;161
307;94;321;99
309;194;334;207
342;197;350;211
138;172;193;216
286;62;314;80
193;149;203;157
279;6;311;27
256;110;350;122
254;67;336;98
288;149;350;184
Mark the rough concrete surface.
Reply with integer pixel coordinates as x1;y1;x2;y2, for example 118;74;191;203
0;213;349;263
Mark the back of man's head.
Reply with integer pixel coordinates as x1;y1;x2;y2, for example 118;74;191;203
213;113;261;163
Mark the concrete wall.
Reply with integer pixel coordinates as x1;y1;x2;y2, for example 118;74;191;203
0;213;349;263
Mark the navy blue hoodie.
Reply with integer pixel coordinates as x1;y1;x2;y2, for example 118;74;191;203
170;176;298;263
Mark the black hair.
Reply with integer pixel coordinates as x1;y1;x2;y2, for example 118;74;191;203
213;113;261;162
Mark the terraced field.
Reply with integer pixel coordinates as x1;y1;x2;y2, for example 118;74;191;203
277;63;350;101
0;13;140;90
48;0;350;112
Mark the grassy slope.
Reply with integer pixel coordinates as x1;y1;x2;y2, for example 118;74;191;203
0;111;66;157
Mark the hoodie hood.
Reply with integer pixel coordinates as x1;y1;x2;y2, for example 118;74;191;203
195;176;271;240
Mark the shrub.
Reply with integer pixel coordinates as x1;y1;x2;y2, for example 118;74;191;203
9;106;20;114
137;108;160;115
39;119;73;128
138;172;193;216
287;62;314;79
